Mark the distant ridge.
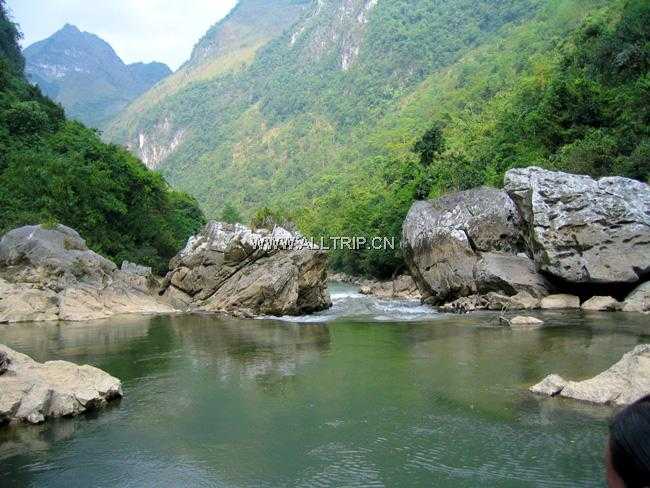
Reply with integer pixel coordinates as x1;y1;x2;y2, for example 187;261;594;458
24;24;171;127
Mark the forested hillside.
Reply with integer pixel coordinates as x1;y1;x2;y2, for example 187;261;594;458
108;0;648;278
0;1;204;273
298;0;650;276
106;0;310;168
24;24;171;127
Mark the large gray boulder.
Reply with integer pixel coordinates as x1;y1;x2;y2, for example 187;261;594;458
0;224;174;322
0;224;115;290
0;344;122;425
530;344;650;406
504;167;650;285
402;187;552;304
162;221;331;316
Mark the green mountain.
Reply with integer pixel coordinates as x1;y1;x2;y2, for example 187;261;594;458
107;0;649;277
24;24;171;127
0;3;204;273
106;0;310;169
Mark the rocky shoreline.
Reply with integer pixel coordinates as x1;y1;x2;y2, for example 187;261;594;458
530;345;650;406
0;344;122;425
402;167;650;314
0;222;331;323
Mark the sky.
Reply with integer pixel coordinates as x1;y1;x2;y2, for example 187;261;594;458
6;0;238;70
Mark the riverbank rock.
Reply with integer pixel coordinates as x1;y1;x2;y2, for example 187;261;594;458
581;296;621;311
541;294;580;310
504;167;650;286
161;221;331;316
0;344;122;425
485;291;540;311
328;272;363;285
623;282;650;312
530;345;650;406
402;187;552;305
0;224;173;322
359;275;421;300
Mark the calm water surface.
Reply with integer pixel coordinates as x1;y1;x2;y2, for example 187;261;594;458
0;284;648;487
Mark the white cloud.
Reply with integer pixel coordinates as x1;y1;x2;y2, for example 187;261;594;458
6;0;238;70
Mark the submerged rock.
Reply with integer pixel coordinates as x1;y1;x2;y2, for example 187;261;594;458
529;374;567;396
162;221;331;316
502;315;544;327
530;345;650;406
504;167;650;286
0;224;173;322
0;344;122;425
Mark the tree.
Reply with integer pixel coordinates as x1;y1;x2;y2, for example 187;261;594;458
413;124;445;166
220;202;242;224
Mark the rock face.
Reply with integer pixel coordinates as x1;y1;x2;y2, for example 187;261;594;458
0;344;122;424
161;221;331;316
0;224;174;322
504;167;650;285
623;282;650;312
530;345;650;406
402;186;552;305
359;275;421;300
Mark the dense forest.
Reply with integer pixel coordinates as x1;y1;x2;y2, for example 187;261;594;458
0;1;205;273
107;0;648;278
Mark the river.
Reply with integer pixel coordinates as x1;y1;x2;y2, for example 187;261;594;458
0;283;647;487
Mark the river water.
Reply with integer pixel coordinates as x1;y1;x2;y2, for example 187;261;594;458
0;283;647;487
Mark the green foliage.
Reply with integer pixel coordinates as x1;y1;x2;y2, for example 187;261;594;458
0;1;22;73
293;0;648;277
220;202;242;224
250;206;294;231
413;124;445;166
0;3;205;274
108;0;647;278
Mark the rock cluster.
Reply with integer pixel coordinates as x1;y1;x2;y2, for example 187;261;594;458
0;344;122;424
0;224;174;322
358;275;421;300
403;168;650;312
530;345;650;406
161;221;331;316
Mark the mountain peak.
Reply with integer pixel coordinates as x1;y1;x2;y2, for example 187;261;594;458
61;23;80;33
23;26;171;127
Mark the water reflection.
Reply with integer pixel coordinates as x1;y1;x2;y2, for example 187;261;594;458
0;299;648;487
168;314;331;386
